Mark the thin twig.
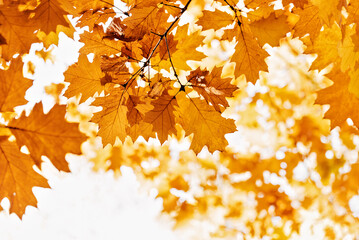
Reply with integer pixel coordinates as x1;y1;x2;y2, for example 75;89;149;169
222;0;242;26
165;34;182;86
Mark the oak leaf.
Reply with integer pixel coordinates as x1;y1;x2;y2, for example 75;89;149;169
100;55;131;85
249;11;290;47
144;90;178;143
306;23;341;70
63;0;114;15
196;9;233;31
310;0;344;25
8;103;87;172
338;25;359;73
91;87;128;145
155;24;206;71
64;54;106;103
316;68;359;129
76;8;116;32
245;0;276;21
122;6;170;40
79;25;123;56
282;0;308;8
28;0;70;34
0;58;32;112
0;5;38;60
0;137;49;218
292;4;322;40
231;22;268;83
176;92;236;153
187;67;237;112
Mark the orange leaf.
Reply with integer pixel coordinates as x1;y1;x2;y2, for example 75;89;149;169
293;4;322;40
306;23;342;70
28;0;70;34
316;67;359;129
0;137;49;218
64;54;106;103
231;22;268;83
176;92;236;153
249;11;290;47
188;67;237;112
196;10;233;31
0;5;38;60
122;6;170;40
144;90;178;143
91;87;128;145
0;58;32;112
79;25;123;56
8;103;87;172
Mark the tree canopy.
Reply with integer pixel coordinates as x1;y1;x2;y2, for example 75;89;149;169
0;0;358;239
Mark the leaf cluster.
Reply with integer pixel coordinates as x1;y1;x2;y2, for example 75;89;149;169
0;0;359;239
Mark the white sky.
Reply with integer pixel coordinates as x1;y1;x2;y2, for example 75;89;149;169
0;157;179;240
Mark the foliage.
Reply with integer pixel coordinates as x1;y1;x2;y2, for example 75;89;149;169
0;0;359;238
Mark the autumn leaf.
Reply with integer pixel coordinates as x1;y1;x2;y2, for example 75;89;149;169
292;4;322;40
76;8;116;31
8;103;87;172
79;25;124;56
316;67;359;129
64;54;107;103
231;22;269;83
310;0;344;25
0;136;49;218
100;55;131;84
144;90;178;143
0;5;38;60
65;0;114;15
196;9;233;31
122;6;170;40
0;58;32;112
3;0;359;234
249;10;290;47
282;0;308;8
176;92;236;153
306;23;342;70
187;66;237;112
245;0;276;20
91;87;128;145
338;25;359;73
28;0;70;34
155;24;206;71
